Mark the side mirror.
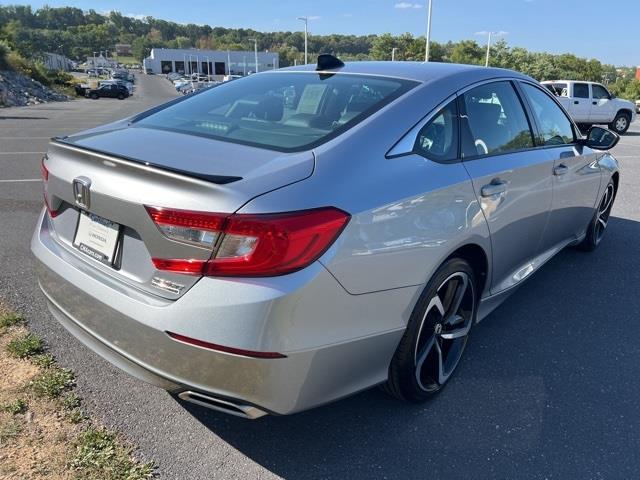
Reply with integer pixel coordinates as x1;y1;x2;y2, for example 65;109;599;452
579;126;620;150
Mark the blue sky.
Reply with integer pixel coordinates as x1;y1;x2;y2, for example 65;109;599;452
21;0;640;66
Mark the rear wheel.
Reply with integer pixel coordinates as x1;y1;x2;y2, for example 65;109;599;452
117;93;125;100
577;178;616;251
383;258;477;402
609;112;630;134
90;93;99;100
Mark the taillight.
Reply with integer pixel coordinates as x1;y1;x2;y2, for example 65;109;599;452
40;155;49;182
41;154;59;218
147;206;350;277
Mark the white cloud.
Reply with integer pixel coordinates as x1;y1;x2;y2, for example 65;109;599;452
342;13;354;17
395;2;423;9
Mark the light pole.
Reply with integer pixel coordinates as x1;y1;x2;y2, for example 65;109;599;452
243;56;247;76
392;47;399;61
476;31;507;67
248;38;258;73
425;0;433;62
297;16;308;64
227;49;231;75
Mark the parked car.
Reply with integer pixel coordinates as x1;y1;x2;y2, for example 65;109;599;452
74;83;89;96
542;80;636;134
33;58;620;418
85;83;129;100
99;80;133;96
636;99;640;114
222;74;242;82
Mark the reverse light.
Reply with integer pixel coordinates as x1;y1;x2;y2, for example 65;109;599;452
147;206;350;277
145;206;224;248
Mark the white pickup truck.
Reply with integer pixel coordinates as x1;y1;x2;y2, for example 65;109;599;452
542;80;636;134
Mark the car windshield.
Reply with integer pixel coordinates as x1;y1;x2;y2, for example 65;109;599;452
134;72;417;152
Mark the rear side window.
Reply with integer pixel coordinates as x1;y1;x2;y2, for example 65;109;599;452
460;81;534;158
573;83;589;98
521;83;575;146
135;73;417;152
414;100;458;162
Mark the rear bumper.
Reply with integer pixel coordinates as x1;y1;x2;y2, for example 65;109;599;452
32;209;415;415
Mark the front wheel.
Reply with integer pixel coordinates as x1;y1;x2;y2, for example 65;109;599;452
383;258;477;402
609;112;630;135
577;179;616;251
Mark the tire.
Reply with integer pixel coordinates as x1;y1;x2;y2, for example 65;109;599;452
117;93;125;100
90;93;98;100
577;178;616;251
609;112;631;135
383;258;477;403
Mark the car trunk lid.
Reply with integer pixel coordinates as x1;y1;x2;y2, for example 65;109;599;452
42;127;314;300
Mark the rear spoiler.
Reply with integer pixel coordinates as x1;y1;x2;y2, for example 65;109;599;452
51;138;242;185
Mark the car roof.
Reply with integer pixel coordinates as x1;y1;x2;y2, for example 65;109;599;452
273;61;533;84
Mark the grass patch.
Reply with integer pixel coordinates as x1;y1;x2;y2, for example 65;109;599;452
31;352;56;368
0;311;24;329
61;392;81;410
0;306;155;478
0;417;23;444
71;427;154;480
6;332;44;358
2;398;28;415
31;366;74;398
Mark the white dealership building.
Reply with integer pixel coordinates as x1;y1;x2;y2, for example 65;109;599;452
142;48;279;76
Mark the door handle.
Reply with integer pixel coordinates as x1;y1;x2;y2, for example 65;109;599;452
553;164;569;176
480;180;507;197
592;101;597;105
574;100;579;104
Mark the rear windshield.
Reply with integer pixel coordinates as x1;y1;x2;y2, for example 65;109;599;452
134;72;417;152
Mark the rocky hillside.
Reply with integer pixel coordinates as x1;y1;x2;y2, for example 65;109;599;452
0;70;69;107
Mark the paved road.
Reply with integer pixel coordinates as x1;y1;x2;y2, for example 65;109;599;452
1;76;640;479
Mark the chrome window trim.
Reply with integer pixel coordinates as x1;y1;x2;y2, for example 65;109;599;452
386;76;526;161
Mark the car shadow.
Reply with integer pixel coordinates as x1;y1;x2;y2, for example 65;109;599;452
179;216;640;479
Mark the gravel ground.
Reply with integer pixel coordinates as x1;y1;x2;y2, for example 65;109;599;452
1;75;640;479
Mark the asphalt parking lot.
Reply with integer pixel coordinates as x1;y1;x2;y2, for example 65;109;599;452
1;75;640;479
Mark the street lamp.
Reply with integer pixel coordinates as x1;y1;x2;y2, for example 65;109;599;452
297;16;308;65
248;38;258;73
425;0;433;62
475;31;507;67
392;47;399;61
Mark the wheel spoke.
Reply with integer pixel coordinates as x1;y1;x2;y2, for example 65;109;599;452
446;274;469;319
598;216;608;230
440;323;471;340
426;294;445;318
600;186;614;215
435;340;446;384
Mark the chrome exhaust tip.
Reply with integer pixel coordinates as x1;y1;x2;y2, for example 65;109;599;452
177;391;267;419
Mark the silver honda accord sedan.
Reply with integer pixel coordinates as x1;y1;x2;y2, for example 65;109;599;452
32;56;620;418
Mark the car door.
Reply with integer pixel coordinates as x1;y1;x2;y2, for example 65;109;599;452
570;82;592;123
518;81;602;250
459;80;554;294
590;83;615;124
